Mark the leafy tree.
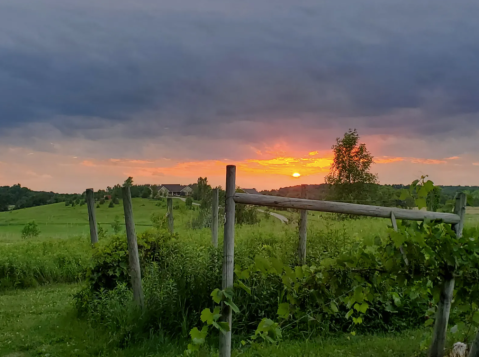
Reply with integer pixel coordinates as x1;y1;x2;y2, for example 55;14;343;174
21;221;40;239
142;187;151;199
192;177;211;202
325;129;378;202
151;185;159;199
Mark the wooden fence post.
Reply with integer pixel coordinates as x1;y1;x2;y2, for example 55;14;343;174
85;188;98;244
220;165;236;357
212;188;219;248
390;212;408;266
167;197;174;234
122;186;144;308
469;330;479;357
429;192;466;357
298;184;308;265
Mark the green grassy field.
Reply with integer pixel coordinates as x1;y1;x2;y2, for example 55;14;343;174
0;283;426;357
1;199;478;356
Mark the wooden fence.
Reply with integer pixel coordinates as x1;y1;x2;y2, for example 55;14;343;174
84;165;465;357
221;165;465;357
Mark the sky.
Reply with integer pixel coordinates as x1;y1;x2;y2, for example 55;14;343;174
1;0;479;193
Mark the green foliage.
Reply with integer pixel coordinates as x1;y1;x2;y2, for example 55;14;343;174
185;197;193;209
21;221;40;239
100;198;106;205
150;212;166;230
0;237;89;289
236;204;260;225
110;215;122;234
109;201;115;208
113;197;120;205
325;129;378;203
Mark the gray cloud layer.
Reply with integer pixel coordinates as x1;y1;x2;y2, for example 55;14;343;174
1;0;479;142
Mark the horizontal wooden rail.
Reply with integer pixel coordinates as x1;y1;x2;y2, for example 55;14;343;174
233;193;461;224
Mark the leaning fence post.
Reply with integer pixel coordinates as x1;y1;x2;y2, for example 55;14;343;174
122;186;144;308
167;197;174;233
212;188;219;248
85;188;98;244
220;165;236;357
429;192;466;357
298;184;308;265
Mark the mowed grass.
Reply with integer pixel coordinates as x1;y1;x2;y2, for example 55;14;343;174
0;283;426;357
0;198;200;243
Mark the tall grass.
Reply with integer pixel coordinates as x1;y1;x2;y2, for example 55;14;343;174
0;236;91;289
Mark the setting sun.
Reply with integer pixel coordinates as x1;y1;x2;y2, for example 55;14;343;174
292;172;301;178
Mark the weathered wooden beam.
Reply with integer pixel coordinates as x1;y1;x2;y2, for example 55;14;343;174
212;188;219;248
429;193;466;357
390;212;408;266
122;186;144;308
220;166;236;357
298;184;308;265
233;193;460;224
85;188;98;244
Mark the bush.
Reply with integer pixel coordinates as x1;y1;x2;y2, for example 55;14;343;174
185;197;193;208
100;198;106;205
109;201;114;208
96;203;100;208
21;221;40;239
113;197;120;205
111;216;122;234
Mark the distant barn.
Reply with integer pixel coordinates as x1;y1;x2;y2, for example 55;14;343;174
158;184;193;197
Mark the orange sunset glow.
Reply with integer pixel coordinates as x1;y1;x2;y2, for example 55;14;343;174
292;172;301;177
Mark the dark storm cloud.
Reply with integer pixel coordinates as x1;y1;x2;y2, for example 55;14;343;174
1;0;479;140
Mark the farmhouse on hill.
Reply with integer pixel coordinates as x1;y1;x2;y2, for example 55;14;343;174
242;188;260;195
158;184;193;197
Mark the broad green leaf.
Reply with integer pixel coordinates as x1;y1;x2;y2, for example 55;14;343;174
391;292;401;306
190;326;208;345
235;280;251;295
277;303;290;319
352;316;363;324
425;318;434;326
187;343;200;353
415;198;427;210
330;302;339;313
200;308;214;325
423;180;434;192
399;189;409;200
346;309;354;319
213;321;230;332
473;311;479;324
358;303;369;314
224;300;240;314
295;266;304;279
211;289;223;304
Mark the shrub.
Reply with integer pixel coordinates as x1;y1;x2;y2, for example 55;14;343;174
100;198;106;205
110;215;122;234
96;203;100;208
21;221;40;239
113;197;120;205
109;201;114;208
185;197;193;208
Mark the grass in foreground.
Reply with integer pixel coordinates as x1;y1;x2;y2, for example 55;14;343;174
0;284;425;357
